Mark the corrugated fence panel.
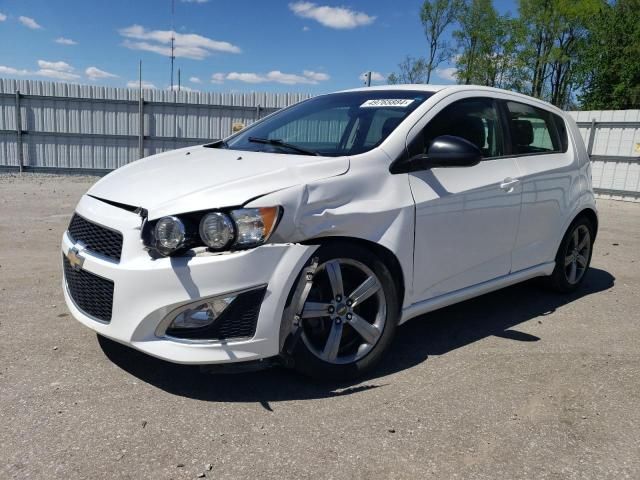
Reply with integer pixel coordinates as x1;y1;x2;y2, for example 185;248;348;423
568;110;640;201
0;78;310;172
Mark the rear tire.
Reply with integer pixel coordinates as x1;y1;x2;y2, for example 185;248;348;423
546;216;595;293
285;242;399;381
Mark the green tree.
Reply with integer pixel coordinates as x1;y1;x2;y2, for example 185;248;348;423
517;0;601;107
420;0;462;83
579;0;640;109
387;56;429;84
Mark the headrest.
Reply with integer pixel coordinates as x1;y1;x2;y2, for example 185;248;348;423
451;115;486;150
512;119;534;146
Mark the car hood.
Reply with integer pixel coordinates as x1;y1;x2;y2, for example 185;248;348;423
88;146;349;219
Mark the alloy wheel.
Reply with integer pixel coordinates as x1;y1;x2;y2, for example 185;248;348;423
300;258;387;365
564;224;591;285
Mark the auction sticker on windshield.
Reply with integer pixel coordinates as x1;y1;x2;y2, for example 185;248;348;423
360;99;415;108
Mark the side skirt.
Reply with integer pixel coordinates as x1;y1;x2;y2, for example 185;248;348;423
399;262;555;325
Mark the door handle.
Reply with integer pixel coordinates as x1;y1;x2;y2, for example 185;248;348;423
500;178;520;192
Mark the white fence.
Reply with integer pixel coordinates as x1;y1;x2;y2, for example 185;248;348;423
0;79;638;200
568;110;640;201
0;79;311;173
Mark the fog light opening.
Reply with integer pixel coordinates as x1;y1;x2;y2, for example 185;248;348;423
169;296;236;330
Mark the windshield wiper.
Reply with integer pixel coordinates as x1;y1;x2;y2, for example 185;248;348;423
248;137;319;156
203;139;228;149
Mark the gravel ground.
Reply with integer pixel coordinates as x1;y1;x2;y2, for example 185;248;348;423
0;173;639;480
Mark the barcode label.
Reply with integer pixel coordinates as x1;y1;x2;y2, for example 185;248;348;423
360;99;415;108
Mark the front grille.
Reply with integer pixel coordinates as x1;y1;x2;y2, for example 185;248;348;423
166;287;266;340
63;256;114;323
68;214;123;262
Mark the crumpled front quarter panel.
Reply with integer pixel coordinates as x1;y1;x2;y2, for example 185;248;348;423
246;150;416;307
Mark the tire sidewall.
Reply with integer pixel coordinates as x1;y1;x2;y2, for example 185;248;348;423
288;241;399;380
550;216;595;292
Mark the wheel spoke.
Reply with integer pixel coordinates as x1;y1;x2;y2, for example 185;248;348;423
322;321;343;361
576;254;587;268
568;261;577;283
572;229;579;248
577;235;589;252
349;276;380;307
301;302;331;319
325;260;344;299
349;313;381;345
564;255;574;266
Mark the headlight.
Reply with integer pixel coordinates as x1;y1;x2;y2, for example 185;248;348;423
231;207;279;247
154;216;185;254
199;212;235;250
146;206;280;256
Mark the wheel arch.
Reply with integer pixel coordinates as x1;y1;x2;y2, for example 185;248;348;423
575;207;598;240
302;236;406;313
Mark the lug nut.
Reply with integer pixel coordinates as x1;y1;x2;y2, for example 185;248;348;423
346;299;353;306
328;306;335;314
336;295;342;302
335;317;342;324
346;313;352;320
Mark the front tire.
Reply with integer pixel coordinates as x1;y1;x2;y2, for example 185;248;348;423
285;242;399;380
547;216;595;293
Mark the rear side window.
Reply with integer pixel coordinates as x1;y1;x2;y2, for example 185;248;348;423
505;101;567;154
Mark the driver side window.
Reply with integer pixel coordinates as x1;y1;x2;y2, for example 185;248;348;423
409;97;504;159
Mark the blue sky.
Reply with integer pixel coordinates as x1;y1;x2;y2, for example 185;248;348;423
0;0;518;94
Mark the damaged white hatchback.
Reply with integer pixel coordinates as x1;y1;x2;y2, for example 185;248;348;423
62;85;597;379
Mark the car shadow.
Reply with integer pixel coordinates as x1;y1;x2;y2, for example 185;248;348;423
98;268;614;408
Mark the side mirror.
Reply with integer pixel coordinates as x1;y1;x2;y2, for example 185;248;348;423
390;135;482;174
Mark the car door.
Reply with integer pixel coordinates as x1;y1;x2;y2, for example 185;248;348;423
501;100;575;271
407;94;522;302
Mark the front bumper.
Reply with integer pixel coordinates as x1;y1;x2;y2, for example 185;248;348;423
62;194;317;364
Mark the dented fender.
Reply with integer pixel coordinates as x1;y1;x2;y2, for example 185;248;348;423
246;150;416;307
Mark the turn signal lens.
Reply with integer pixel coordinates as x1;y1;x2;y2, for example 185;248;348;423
230;207;280;247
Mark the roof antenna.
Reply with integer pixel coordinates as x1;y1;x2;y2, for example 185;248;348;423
170;0;176;90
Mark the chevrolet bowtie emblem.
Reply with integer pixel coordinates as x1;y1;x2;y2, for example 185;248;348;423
66;243;86;271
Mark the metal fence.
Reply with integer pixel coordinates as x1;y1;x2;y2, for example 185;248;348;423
567;110;640;201
0;79;639;200
0;78;311;174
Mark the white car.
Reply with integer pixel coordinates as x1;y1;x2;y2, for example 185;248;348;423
62;85;597;379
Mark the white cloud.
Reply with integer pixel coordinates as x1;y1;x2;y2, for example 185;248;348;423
360;71;386;83
18;16;42;29
0;65;30;76
189;76;202;84
127;80;157;89
289;2;375;29
119;24;241;60
303;70;330;81
55;37;77;45
36;69;80;80
0;60;83;81
435;67;457;82
0;13;7;22
168;85;195;91
302;26;310;31
86;66;118;80
215;70;330;85
35;60;80;80
37;60;73;72
211;73;226;84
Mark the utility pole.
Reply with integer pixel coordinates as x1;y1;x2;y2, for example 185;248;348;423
170;0;175;90
365;71;372;87
177;68;181;92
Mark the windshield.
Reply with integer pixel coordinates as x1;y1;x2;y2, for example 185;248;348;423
223;90;433;157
